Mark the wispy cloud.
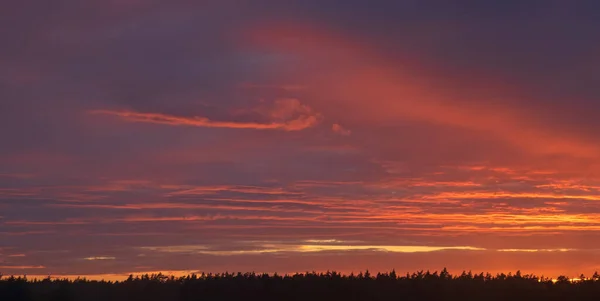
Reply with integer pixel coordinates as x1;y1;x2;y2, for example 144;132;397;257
164;185;301;197
83;256;116;261
141;241;485;256
332;123;351;136
0;265;45;269
90;99;322;131
497;248;574;253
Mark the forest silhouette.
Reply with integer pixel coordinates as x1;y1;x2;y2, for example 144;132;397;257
3;269;600;301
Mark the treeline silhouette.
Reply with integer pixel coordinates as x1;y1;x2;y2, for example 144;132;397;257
3;269;600;301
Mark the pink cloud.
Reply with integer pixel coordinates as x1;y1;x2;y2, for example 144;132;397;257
243;23;600;158
90;99;322;131
332;123;351;136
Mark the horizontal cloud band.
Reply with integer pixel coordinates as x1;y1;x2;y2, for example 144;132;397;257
89;110;321;131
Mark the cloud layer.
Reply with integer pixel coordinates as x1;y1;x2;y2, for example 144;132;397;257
2;0;600;279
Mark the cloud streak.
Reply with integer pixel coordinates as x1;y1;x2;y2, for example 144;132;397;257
90;99;322;131
140;241;485;256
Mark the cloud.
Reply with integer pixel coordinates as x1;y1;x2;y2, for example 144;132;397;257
0;265;45;269
83;256;116;261
3;0;600;279
90;99;322;131
244;23;600;158
140;241;485;256
332;124;351;136
497;249;574;253
164;185;302;197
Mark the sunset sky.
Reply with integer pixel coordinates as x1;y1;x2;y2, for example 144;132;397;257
2;1;600;279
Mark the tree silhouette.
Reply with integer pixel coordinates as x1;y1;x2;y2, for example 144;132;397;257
2;269;600;301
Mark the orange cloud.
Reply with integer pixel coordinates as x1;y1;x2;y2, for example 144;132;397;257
90;99;322;131
140;241;485;256
83;256;116;261
163;185;302;197
0;265;45;269
426;191;600;202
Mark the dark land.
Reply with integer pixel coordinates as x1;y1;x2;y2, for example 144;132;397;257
2;269;600;301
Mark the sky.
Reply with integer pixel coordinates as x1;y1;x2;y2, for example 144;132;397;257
2;0;600;280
